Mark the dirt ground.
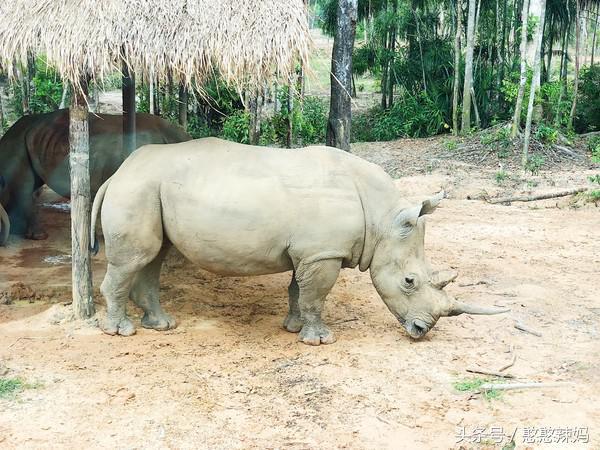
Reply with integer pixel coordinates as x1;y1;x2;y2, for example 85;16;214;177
0;140;599;449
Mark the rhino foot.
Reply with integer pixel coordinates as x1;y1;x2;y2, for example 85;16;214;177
25;230;49;240
298;323;336;346
141;312;177;331
102;316;136;336
283;314;303;333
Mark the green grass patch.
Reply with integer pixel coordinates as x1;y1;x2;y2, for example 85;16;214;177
453;377;503;401
0;378;25;398
0;377;42;399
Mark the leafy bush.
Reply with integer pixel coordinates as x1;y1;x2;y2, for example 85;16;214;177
10;58;64;116
588;136;600;163
187;115;212;139
525;154;545;175
352;92;446;142
297;96;327;145
574;66;600;133
495;170;508;184
535;123;559;144
222;111;250;144
263;92;327;147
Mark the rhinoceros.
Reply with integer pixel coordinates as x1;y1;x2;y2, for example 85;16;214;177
0;175;9;245
0;109;191;244
91;138;507;344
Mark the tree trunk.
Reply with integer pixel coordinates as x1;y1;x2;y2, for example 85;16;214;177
178;83;188;129
326;0;358;151
0;85;5;132
461;0;477;133
522;0;546;167
248;92;261;145
59;84;69;109
414;9;428;94
285;84;294;148
149;76;155;115
591;3;599;66
69;85;95;320
511;0;530;137
453;0;462;136
154;78;161;117
569;0;581;128
122;59;136;153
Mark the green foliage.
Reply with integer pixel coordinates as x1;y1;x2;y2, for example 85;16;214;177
525;154;545;175
588;190;600;202
297;96;328;145
443;139;458;151
540;81;572;128
453;377;502;401
186;115;213;139
352;92;446;142
263;91;328;147
10;58;64;116
495;170;508;184
588;136;600;163
222;110;250;144
0;378;23;398
574;66;600;133
481;126;512;157
535;123;559;144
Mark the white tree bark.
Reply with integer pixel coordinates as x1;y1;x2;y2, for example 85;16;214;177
511;0;530;137
569;0;581;128
461;0;477;133
452;0;462;136
522;0;547;167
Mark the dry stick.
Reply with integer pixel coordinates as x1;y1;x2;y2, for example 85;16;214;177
514;321;542;337
487;187;587;204
498;351;517;372
466;367;515;378
479;382;570;391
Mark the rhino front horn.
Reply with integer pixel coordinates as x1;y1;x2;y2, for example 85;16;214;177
445;300;510;317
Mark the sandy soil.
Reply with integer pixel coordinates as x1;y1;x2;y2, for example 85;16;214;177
0;142;599;449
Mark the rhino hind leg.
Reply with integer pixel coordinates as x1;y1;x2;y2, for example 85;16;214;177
294;258;342;346
130;245;176;331
100;263;140;336
283;273;303;333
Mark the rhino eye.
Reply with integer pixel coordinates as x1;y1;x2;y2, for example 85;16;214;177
404;276;415;285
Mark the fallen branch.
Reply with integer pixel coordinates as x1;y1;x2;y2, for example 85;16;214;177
487;187;587;205
479;382;570;391
498;351;517;372
466;367;515;378
514;321;542;337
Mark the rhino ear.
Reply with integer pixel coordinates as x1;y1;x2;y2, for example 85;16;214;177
394;191;446;228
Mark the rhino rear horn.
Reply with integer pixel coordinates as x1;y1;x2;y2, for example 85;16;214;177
431;269;458;289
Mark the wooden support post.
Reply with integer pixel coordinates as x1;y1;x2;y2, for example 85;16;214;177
122;59;136;153
69;85;95;319
178;83;188;129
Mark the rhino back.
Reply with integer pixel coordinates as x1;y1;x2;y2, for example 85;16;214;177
24;110;191;198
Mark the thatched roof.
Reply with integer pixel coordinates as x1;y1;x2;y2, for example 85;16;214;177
0;0;310;90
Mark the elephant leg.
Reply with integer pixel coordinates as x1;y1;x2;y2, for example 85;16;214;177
283;272;303;333
130;244;176;331
295;258;342;346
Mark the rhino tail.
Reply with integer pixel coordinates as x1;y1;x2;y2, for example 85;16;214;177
90;176;111;255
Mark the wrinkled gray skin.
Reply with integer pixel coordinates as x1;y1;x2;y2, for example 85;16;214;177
0;176;9;245
92;138;507;344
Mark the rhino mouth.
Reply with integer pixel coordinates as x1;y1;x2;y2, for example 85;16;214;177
403;318;430;339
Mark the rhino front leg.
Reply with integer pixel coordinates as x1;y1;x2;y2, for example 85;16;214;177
283;273;303;333
130;246;176;331
295;258;342;346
